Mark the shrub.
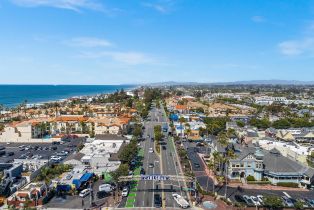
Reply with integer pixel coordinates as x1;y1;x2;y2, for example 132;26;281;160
246;175;255;181
247;181;271;185
276;182;299;188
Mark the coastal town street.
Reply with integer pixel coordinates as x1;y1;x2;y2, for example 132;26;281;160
119;102;190;208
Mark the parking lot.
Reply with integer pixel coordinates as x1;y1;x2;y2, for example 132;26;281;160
0;137;84;164
45;179;113;209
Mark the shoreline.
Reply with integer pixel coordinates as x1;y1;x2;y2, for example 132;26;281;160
1;85;139;109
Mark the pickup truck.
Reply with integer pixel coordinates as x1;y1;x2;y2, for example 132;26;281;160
172;193;190;209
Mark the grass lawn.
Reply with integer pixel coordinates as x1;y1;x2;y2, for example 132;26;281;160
125;203;134;208
128;192;137;197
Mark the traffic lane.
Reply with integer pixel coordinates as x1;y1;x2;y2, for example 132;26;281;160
186;148;204;171
144;120;159;207
144;122;154;207
161;141;177;208
137;125;151;208
162;149;182;208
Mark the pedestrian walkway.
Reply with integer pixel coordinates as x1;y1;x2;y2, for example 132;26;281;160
228;182;309;191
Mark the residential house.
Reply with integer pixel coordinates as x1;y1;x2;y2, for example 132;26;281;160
7;182;49;208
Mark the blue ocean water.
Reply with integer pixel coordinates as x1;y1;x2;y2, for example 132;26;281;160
0;85;135;108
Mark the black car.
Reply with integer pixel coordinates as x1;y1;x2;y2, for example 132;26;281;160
7;152;14;156
154;194;162;208
234;195;246;203
97;191;109;199
162;146;166;150
140;168;145;175
0;146;5;150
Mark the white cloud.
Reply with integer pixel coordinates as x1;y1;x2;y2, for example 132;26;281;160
142;0;177;13
251;16;266;23
10;0;104;12
278;22;314;56
278;38;314;56
143;3;168;13
66;37;112;47
79;51;155;65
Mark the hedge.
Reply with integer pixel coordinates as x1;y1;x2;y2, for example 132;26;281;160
276;182;299;188
247;181;271;185
246;175;255;181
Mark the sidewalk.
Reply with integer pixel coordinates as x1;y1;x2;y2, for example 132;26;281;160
228;182;309;191
198;153;218;185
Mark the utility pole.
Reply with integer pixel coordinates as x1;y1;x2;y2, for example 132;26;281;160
89;180;92;207
224;162;228;198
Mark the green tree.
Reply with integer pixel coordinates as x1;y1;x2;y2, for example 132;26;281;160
294;200;304;210
110;164;129;182
236;120;245;127
263;195;284;209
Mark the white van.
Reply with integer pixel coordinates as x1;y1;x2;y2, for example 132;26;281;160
79;189;91;197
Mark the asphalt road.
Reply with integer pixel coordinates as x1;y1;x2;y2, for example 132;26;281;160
122;102;190;208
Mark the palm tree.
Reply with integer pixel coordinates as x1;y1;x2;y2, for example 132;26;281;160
0;104;3;120
54;102;60;117
23;100;28;118
217;132;229;147
70;101;75;114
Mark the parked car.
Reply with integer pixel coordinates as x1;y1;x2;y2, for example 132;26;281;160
140;167;145;175
97;191;109;199
148;163;154;168
250;196;261;206
234;195;246;203
149;148;154;153
257;195;264;204
282;196;294;207
304;198;314;207
79;189;91;197
154;194;162;208
0;146;5;150
7;152;14;156
122;187;129;197
243;195;255;206
98;184;112;193
299;198;310;208
66;174;72;180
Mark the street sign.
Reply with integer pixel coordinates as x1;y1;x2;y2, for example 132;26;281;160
141;175;170;181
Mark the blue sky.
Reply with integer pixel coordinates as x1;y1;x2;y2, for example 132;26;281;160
0;0;314;84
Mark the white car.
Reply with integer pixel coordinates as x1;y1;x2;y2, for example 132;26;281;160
257;195;264;204
250;196;261;206
98;184;112;192
121;187;129;197
149;148;154;153
79;189;91;197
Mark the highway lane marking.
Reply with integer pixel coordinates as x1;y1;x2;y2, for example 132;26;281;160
169;136;192;205
160;141;166;208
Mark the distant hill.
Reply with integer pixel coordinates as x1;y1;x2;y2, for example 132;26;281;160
141;80;314;86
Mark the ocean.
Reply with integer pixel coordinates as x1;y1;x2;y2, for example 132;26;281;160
0;85;135;108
